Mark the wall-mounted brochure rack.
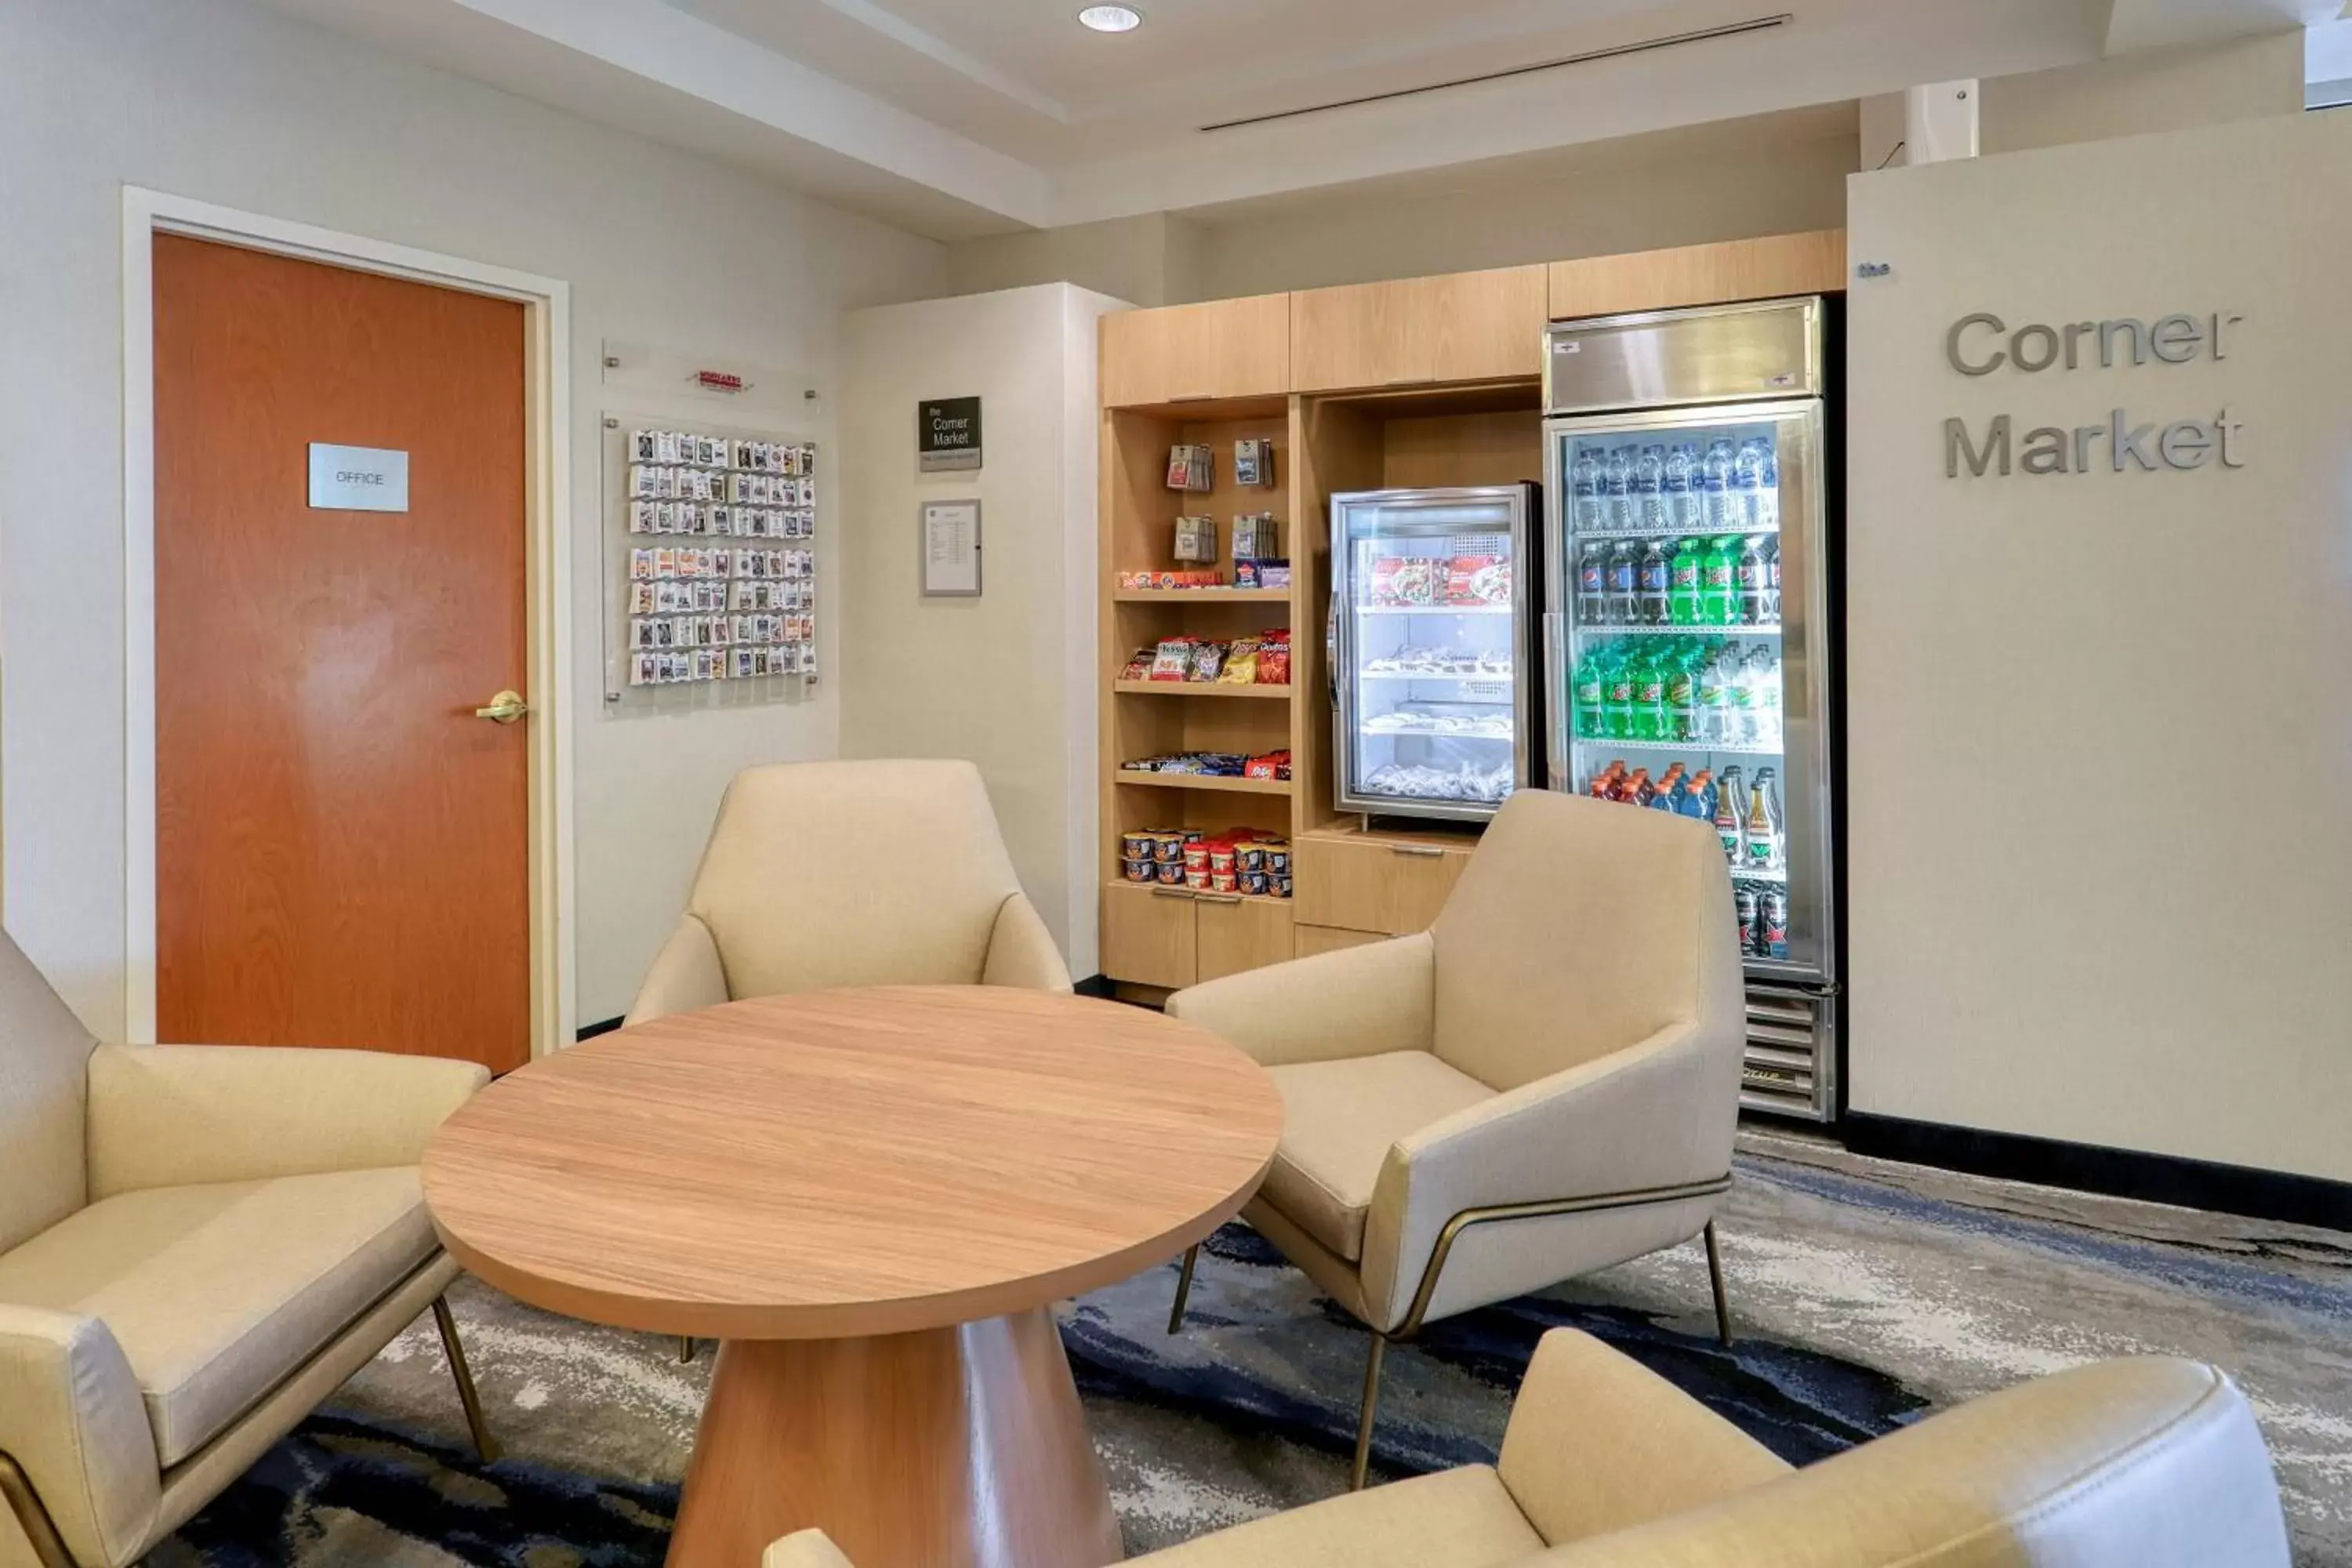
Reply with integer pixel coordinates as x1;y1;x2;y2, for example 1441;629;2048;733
601;414;818;706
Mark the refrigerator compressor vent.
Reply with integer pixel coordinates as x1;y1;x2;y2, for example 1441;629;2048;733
1740;982;1835;1123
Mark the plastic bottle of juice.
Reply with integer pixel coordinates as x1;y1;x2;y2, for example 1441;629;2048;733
1713;766;1747;865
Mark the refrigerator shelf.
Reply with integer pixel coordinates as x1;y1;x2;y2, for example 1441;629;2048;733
1567;521;1780;539
1575;623;1780;637
1359;670;1515;682
1572;735;1784;755
1359;725;1514;741
1731;866;1789;884
1352;604;1515;617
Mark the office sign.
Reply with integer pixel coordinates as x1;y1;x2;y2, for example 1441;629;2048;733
307;443;410;511
919;397;982;472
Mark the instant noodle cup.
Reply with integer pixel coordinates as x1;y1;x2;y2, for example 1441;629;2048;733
1121;832;1155;862
1122;858;1154;884
1240;869;1270;896
1210;870;1238;894
1261;838;1290;875
1186;869;1210;891
1207;839;1236;875
1156;860;1186;886
1182;841;1210;875
1236;841;1267;873
1272;873;1294;898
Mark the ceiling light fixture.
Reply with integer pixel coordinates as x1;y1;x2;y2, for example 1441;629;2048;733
1078;5;1142;33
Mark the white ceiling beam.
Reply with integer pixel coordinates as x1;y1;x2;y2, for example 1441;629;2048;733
2103;0;2339;53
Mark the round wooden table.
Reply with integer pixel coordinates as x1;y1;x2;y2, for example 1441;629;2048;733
422;985;1283;1568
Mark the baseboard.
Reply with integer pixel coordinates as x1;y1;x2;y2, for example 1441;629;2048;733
1073;974;1114;999
575;1015;624;1041
1841;1112;2352;1231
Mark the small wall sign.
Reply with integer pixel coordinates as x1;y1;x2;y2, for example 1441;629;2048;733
919;397;982;472
307;443;409;512
921;499;982;597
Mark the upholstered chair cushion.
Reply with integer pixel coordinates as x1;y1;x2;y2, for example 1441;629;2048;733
677;759;1059;1000
1431;793;1737;1094
1259;1051;1493;1261
0;935;97;1255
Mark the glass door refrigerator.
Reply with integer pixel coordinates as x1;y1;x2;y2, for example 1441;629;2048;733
1542;299;1839;1120
1330;485;1538;823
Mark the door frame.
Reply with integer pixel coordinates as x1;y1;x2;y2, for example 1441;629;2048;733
122;186;576;1062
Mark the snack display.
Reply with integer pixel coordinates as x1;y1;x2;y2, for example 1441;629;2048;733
1234;438;1275;488
1123;826;1292;898
1363;646;1512;677
1120;630;1291;687
1174;515;1218;563
1363;761;1515;805
1243;750;1292;780
1232;514;1280;562
1366;554;1512;608
1119;569;1225;591
1363;710;1513;739
1120;753;1247;776
1166;444;1214;492
1235;560;1292;590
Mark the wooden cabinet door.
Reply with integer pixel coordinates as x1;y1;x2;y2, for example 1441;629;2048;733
1102;884;1198;989
1295;831;1475;935
1289;278;1431;392
1295;924;1388;959
1100;295;1290;407
1548;230;1847;321
1427;266;1548;383
1196;895;1294;983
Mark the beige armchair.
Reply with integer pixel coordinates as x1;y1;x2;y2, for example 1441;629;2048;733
1165;789;1747;1486
626;758;1072;1028
0;933;495;1568
764;1328;2293;1567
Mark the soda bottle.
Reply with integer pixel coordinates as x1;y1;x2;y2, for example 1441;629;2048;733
1572;654;1604;739
1570;447;1606;533
1668;537;1703;626
1586;761;1622;800
1682;769;1715;822
1700;537;1737;626
1637;543;1672;626
1733;886;1761;956
1575;541;1609;624
1752;439;1780;532
1714;766;1746;865
1747;645;1781;746
1737;537;1769;626
1661;443;1695;532
1758;887;1791;959
1632;445;1667;532
1732;439;1768;530
1665;648;1699;742
1746;767;1784;872
1627;768;1655;807
1761;537;1782;624
1700;440;1737;529
1693;641;1729;744
1606;543;1639;626
1603;653;1636;740
1601;446;1635;532
1632;652;1668;742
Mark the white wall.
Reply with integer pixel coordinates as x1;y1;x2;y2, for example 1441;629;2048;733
837;285;1123;979
1980;30;2304;154
947;213;1202;309
1846;110;2352;1181
0;0;948;1034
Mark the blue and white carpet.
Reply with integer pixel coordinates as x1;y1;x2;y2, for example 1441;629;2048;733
153;1132;2352;1565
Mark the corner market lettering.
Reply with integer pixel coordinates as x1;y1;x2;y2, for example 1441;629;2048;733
1940;310;2246;478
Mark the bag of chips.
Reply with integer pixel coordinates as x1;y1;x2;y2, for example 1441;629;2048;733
1255;628;1291;686
1150;637;1198;681
1219;636;1262;684
1189;641;1228;682
1120;646;1155;682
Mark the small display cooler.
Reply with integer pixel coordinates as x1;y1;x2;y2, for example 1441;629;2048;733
1329;484;1540;823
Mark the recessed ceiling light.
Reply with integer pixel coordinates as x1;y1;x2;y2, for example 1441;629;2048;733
1078;5;1142;32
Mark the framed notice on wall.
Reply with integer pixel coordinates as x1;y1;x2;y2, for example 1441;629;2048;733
920;499;982;597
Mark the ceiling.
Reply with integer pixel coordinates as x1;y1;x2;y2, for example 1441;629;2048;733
259;0;2336;239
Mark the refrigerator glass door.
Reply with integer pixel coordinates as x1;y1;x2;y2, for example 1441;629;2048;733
1333;487;1531;822
1543;399;1832;983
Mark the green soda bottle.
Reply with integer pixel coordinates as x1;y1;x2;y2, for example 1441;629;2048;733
1632;652;1667;742
1665;646;1699;742
1700;537;1737;626
1668;538;1703;626
1604;649;1637;740
1573;652;1605;739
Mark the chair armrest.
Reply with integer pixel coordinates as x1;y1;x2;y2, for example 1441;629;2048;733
1359;1014;1740;1327
624;914;731;1026
0;1307;162;1567
1497;1328;1788;1546
981;893;1074;993
85;1041;488;1197
765;1530;856;1568
1167;933;1436;1068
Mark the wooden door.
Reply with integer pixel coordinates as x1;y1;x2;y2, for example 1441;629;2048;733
1427;266;1548;383
1099;295;1290;406
1289;278;1432;392
153;235;531;1072
1194;895;1293;983
1547;230;1848;321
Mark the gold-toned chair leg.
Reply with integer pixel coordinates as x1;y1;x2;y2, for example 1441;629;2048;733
0;1450;76;1568
679;1336;696;1364
1704;1220;1733;1348
1167;1244;1200;1335
431;1294;499;1463
1350;1334;1388;1492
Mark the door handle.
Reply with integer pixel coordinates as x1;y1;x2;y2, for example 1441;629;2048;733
1389;844;1447;859
474;689;529;724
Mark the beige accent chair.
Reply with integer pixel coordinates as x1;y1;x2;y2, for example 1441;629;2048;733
762;1328;2293;1568
626;758;1072;1028
0;933;495;1568
1164;789;1747;1486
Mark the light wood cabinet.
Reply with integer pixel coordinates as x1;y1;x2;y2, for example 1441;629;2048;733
1101;884;1197;991
1548;230;1847;322
1196;895;1296;982
1294;829;1475;936
1290;266;1546;392
1295;924;1388;959
1099;294;1290;408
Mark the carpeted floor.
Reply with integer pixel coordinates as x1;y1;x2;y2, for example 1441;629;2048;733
154;1131;2352;1565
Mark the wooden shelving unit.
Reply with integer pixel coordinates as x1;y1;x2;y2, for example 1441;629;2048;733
1113;771;1294;797
1112;680;1291;700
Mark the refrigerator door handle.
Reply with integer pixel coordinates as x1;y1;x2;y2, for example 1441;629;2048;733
1327;575;1342;710
1542;611;1566;791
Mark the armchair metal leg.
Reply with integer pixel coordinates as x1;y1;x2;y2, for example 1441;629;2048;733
678;1336;697;1364
431;1294;499;1463
1349;1334;1388;1493
1167;1244;1200;1334
0;1450;76;1568
1704;1220;1734;1348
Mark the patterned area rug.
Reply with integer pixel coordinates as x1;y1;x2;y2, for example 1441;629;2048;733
154;1132;2352;1565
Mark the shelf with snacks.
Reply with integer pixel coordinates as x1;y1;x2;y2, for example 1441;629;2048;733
1112;586;1290;604
1112;770;1294;797
1114;680;1291;700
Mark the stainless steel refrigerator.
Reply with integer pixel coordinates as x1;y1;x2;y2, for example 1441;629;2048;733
1542;299;1839;1120
1329;484;1540;824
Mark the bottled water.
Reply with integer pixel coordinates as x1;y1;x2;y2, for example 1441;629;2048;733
1570;448;1606;533
1601;447;1635;532
1633;445;1668;532
1663;443;1698;531
1700;440;1737;530
1732;439;1769;530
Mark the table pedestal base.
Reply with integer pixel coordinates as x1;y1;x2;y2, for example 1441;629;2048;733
665;1308;1123;1568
